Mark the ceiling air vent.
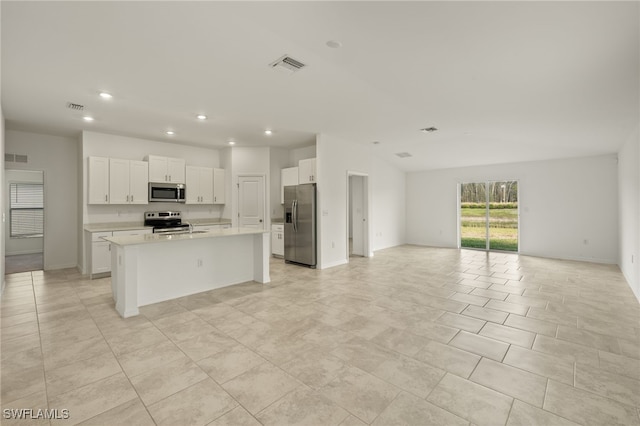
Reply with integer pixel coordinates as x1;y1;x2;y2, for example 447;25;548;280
269;54;306;73
5;154;15;162
15;154;28;163
67;102;84;111
395;152;412;158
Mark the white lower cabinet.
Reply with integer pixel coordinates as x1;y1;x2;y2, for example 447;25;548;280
88;228;152;278
90;231;112;277
272;224;284;257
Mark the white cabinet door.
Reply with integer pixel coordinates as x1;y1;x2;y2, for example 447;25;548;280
298;158;316;184
129;161;149;204
272;225;284;256
281;167;299;203
186;166;213;204
167;157;186;183
147;155;168;182
147;155;185;183
88;156;110;204
109;158;130;204
200;167;214;204
110;159;148;204
90;231;113;275
185;166;201;204
213;168;225;204
92;242;111;274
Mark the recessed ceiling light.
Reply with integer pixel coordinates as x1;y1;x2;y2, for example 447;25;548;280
326;40;343;49
420;127;438;133
372;141;381;145
395;152;412;158
228;141;236;145
264;129;273;136
83;116;94;122
166;130;175;135
196;114;207;120
99;92;112;99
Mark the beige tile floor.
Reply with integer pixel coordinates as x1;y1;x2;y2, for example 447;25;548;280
1;245;639;425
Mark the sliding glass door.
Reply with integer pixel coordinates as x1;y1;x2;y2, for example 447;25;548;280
460;181;518;252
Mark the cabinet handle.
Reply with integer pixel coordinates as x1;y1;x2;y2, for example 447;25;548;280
131;195;134;202
169;175;171;181
165;174;168;181
105;194;108;202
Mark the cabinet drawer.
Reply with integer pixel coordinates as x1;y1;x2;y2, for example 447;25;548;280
91;231;113;242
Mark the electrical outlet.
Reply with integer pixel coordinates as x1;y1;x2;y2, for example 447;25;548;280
331;241;335;248
583;239;589;245
197;259;203;267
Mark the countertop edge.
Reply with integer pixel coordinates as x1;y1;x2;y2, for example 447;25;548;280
103;227;268;246
84;218;232;232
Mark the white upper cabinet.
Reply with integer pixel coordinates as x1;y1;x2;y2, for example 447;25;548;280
185;166;214;204
281;167;299;203
129;160;149;204
108;159;149;205
213;168;225;204
88;156;110;204
298;158;316;184
109;158;130;204
146;155;186;183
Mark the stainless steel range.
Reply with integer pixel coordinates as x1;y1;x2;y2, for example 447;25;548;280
144;211;190;234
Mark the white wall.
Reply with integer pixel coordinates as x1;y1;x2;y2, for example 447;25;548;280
407;155;619;264
371;155;406;250
227;147;271;229
5;130;79;270
81;131;223;224
5;170;44;255
316;134;406;269
269;147;290;220
290;145;316;165
618;127;640;302
79;131;226;273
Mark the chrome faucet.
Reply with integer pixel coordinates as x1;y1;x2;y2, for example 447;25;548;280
185;221;193;234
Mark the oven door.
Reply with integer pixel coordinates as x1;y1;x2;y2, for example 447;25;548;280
149;183;186;203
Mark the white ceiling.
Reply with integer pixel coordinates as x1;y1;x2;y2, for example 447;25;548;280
2;1;638;171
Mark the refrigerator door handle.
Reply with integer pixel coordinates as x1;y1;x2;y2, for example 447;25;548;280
293;200;298;232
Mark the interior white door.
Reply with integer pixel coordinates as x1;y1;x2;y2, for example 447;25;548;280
238;175;265;229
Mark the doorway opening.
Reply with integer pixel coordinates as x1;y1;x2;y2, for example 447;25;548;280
347;173;370;259
237;175;266;229
5;169;45;273
459;181;519;252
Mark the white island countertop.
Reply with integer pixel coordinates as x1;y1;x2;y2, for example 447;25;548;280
108;225;270;318
103;227;267;246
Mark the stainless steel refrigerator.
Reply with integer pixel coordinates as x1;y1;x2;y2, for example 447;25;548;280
284;183;317;268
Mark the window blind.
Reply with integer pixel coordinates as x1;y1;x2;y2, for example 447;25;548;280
10;183;44;237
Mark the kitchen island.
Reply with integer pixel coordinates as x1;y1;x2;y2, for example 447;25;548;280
103;227;270;318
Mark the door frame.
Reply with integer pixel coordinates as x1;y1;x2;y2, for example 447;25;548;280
457;180;520;253
236;174;267;230
346;171;371;262
4;168;45;271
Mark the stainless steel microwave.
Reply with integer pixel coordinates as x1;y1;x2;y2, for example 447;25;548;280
148;182;186;203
